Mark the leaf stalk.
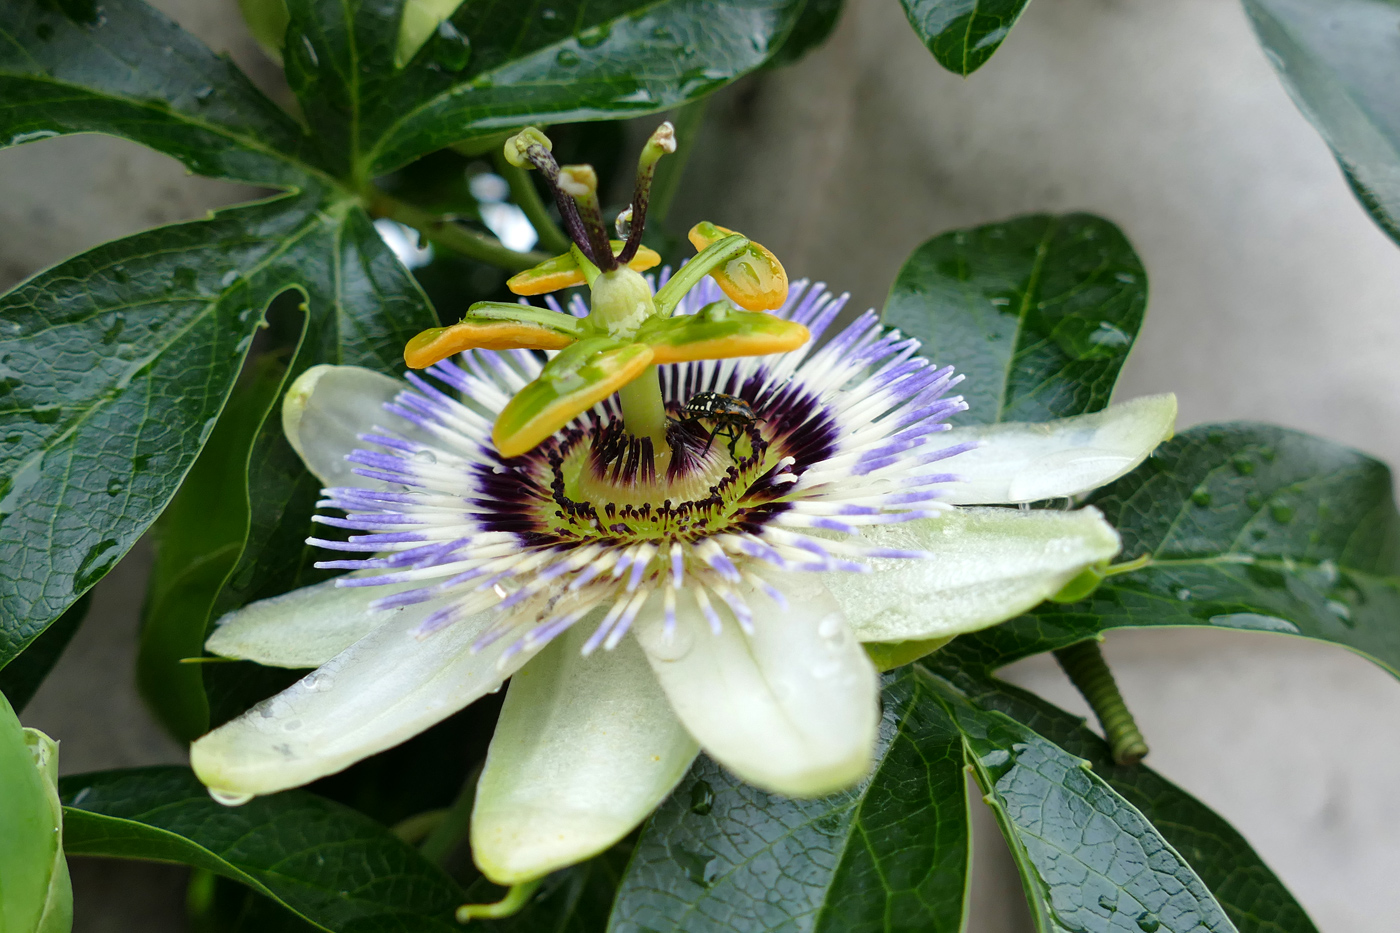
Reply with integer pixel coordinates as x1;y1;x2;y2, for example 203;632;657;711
364;190;550;271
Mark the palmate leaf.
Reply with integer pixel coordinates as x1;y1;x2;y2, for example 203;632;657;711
927;670;1239;933
897;0;1033;76
281;0;815;178
937;665;1319;933
61;767;464;932
1244;0;1400;247
955;422;1400;674
0;0;314;185
606;668;970;933
883;213;1147;427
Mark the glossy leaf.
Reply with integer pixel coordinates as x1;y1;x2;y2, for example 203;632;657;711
1245;0;1400;246
930;671;1237;933
137;355;288;742
884;213;1147;426
0;696;70;933
0;189;333;668
0;0;313;186
897;0;1032;76
463;844;634;933
283;0;811;177
606;668;970;933
956;423;1400;674
936;663;1319;933
0;593;89;713
61;767;464;932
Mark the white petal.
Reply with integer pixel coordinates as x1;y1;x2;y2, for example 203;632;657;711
830;507;1121;643
191;603;538;799
937;394;1177;504
205;576;450;669
635;574;879;798
471;624;698;884
282;364;405;488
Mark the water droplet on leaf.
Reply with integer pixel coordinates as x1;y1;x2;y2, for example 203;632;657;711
105;479;123;496
555;48;579;66
430;20;471;71
1231;453;1254;475
75;538;121;592
1191;488;1211;507
689;779;714;815
31;403;62;424
1270;503;1294;524
1136;911;1160;932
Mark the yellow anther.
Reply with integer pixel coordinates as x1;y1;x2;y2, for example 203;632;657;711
687;222;788;312
403;321;574;370
507;244;660;296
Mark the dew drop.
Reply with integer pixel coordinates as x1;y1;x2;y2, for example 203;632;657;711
1246;492;1263;510
1231;453;1255;475
31;403;62;424
555;48;580;66
413;449;438;465
1176;588;1191;601
193;85;215;104
1098;893;1117;912
1190;488;1211;507
112;265;129;284
540;6;558;19
300;34;319;66
1114;271;1136;284
102;313;125;345
577;23;611;47
74;538;121;592
689;779;714;815
209;789;254;807
1136;911;1161;932
105;479;124;496
220;269;239;287
1270;503;1294;524
430;20;471;72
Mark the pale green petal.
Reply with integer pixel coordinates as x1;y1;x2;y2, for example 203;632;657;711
0;696;71;933
472;625;698;885
636;574;879;798
282;364;406;488
939;394;1177;504
192;603;537;799
830;507;1121;643
396;0;466;67
205;576;453;669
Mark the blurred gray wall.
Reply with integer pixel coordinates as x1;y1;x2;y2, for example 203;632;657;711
4;0;1400;930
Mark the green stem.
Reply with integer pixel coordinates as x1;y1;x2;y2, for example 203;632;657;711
365;189;551;271
494;151;572;255
1053;640;1149;765
617;365;669;448
419;764;481;867
649;97;708;225
456;880;543;924
653;234;748;315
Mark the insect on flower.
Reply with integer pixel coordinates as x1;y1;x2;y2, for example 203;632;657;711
676;390;760;456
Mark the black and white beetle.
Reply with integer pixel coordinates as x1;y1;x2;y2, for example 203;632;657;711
678;392;759;456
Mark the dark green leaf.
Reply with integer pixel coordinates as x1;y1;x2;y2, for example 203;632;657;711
607;668;969;933
934;663;1319;933
462;843;633;933
0;0;313;186
928;670;1237;933
766;0;845;68
897;0;1031;76
883;213;1147;427
61;767;465;932
1244;0;1400;246
281;0;811;178
0;189;322;667
0;592;88;712
956;423;1400;674
137;354;289;741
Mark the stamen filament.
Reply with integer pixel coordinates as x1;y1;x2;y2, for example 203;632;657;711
653;234;749;315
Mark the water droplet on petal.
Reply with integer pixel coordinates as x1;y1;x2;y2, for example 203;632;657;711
209;789;254;807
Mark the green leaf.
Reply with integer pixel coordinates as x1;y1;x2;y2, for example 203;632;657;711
0;0;314;186
0;593;89;713
281;0;813;178
61;766;465;932
137;354;289;742
883;213;1147;427
938;665;1319;933
766;0;845;68
606;668;970;933
897;0;1032;76
956;422;1400;675
928;670;1238;933
1244;0;1400;247
462;843;634;933
0;189;323;668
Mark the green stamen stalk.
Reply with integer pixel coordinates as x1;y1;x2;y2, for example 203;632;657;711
456;879;542;923
617;365;669;448
653;234;749;316
1053;639;1149;765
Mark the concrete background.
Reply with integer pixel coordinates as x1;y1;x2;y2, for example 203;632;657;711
4;0;1400;930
